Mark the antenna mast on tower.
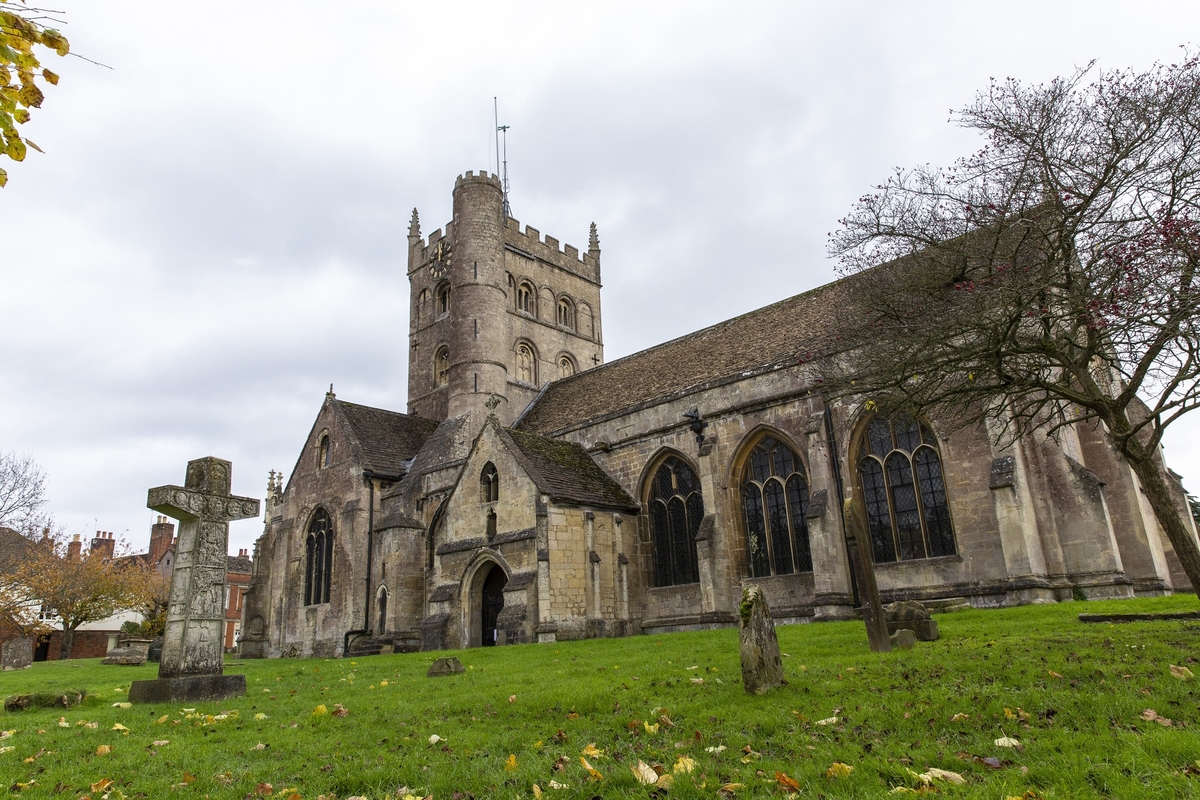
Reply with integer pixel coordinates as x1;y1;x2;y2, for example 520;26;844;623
494;97;511;218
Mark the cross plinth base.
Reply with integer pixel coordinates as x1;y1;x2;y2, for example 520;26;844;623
129;674;245;704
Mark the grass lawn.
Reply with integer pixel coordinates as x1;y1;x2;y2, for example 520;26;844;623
2;595;1200;799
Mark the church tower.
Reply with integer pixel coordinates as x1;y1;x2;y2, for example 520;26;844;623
407;172;605;427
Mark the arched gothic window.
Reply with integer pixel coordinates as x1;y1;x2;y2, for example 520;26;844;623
517;282;535;315
740;435;812;577
416;288;430;324
557;297;575;329
304;508;334;605
647;455;703;587
434;347;450;387
436;282;451;316
856;415;956;563
558;355;576;379
517;343;536;385
480;462;499;503
317;434;330;469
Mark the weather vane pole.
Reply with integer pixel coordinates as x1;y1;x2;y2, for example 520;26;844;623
494;97;511;218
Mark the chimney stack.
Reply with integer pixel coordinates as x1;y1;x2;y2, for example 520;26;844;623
90;530;116;561
148;515;175;565
66;534;82;560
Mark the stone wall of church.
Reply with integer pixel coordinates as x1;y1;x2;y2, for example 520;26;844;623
538;361;1175;629
241;399;372;658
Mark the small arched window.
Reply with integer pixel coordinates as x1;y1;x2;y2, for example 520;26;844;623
436;282;451;316
517;282;535;315
516;343;536;385
856;414;955;563
317;435;330;469
304;508;334;605
557;297;575;329
740;436;812;578
480;462;499;503
647;455;703;587
416;288;430;324
558;355;576;379
434;347;450;387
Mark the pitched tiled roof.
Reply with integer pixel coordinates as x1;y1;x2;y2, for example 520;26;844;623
515;278;847;435
500;426;639;511
334;400;440;479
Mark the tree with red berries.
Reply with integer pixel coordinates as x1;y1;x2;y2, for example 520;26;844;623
827;52;1200;591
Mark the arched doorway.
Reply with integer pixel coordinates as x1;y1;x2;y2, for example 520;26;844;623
481;565;507;647
376;587;388;634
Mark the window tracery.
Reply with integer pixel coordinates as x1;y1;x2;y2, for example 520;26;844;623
516;343;537;385
647;455;703;587
434;347;450;387
304;508;334;605
558;355;576;379
856;414;955;563
740;435;812;577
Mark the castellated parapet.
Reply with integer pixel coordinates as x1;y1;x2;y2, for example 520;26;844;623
406;171;605;428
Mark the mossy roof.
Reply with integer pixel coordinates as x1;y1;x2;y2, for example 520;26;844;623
500;426;638;512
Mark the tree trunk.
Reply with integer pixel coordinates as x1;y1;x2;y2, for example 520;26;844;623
59;625;75;660
1124;442;1200;596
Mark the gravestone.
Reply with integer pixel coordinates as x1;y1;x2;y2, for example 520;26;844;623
427;656;465;677
738;585;785;695
890;629;917;649
129;457;259;704
103;638;152;666
843;496;892;652
885;600;939;641
2;637;33;670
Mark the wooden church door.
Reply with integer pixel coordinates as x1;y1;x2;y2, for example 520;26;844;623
481;565;507;646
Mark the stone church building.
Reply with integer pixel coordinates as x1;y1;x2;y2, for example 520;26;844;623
239;171;1199;658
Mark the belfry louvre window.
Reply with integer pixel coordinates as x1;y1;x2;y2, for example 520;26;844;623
648;456;703;587
434;347;450;387
856;415;955;563
741;436;812;577
518;282;535;315
557;298;574;329
436;283;451;316
304;508;334;605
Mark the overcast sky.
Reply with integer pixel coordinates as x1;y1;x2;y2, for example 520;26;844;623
3;1;1200;557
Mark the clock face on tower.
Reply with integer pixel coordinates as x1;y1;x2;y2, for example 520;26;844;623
428;240;452;279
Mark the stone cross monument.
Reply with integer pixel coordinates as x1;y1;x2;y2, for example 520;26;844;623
129;457;259;703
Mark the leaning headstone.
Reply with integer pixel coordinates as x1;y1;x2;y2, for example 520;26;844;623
427;657;465;677
129;457;259;704
890;629;917;649
2;637;33;670
885;600;939;641
843;496;892;652
738;585;785;695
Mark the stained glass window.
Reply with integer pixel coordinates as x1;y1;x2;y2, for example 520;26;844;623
740;436;812;577
648;456;703;587
856;415;956;563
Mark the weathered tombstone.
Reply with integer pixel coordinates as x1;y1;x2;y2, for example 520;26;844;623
843;496;892;652
2;637;33;670
427;656;465;677
885;600;939;641
103;638;152;666
738;585;785;695
890;629;917;649
129;457;259;703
